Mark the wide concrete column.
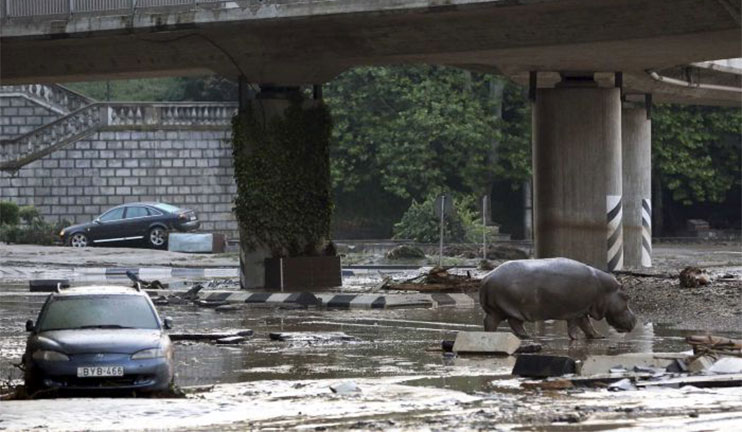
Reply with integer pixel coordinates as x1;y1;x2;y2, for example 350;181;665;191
621;105;652;268
533;85;623;271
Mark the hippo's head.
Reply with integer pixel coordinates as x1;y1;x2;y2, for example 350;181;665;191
590;275;637;333
604;288;637;333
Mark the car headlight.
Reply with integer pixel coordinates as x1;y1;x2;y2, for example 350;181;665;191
32;350;70;361
131;348;165;360
59;230;65;237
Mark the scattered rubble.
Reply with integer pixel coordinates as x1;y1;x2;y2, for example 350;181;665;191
169;330;254;343
679;266;711;288
269;332;360;344
385;245;426;260
381;267;480;292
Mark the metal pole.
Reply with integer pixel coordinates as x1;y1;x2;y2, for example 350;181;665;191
482;195;487;261
438;195;445;267
279;258;284;292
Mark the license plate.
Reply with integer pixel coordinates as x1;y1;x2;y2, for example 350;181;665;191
77;366;124;378
189;215;196;221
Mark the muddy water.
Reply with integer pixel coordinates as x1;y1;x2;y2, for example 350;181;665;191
3;285;738;388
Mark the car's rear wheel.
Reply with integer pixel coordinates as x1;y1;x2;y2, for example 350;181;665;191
148;227;168;249
69;232;89;248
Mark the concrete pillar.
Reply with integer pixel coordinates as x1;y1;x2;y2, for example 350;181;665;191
532;85;623;271
622;105;652;268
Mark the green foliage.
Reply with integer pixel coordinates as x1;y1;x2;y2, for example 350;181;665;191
0;218;69;245
653;105;742;205
392;192;485;243
65;78;183;101
18;206;41;224
0;201;19;226
166;76;238;101
232;98;333;257
326;66;499;202
492;83;532;184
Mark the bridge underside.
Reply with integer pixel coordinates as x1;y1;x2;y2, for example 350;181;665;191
1;0;740;104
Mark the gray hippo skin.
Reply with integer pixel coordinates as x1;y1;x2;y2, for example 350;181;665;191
479;258;637;339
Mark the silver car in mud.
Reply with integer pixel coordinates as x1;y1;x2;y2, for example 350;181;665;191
23;285;174;395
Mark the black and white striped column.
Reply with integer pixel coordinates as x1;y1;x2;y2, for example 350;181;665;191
641;198;652;267
606;195;624;272
622;105;652;268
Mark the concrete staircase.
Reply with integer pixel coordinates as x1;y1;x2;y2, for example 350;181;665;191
0;86;237;172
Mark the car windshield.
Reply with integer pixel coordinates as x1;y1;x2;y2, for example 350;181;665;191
38;295;159;331
152;203;181;214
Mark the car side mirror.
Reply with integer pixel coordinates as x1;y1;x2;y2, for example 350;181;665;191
163;317;173;330
26;320;34;332
94;218;102;224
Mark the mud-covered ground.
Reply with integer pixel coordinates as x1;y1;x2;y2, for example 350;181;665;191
0;241;740;431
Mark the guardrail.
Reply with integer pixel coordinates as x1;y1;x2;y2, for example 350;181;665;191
0;0;232;19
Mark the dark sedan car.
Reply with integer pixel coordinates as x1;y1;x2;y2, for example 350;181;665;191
23;285;174;395
60;202;199;249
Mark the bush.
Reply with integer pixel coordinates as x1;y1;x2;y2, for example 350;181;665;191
0;219;68;246
18;206;41;224
393;193;486;243
0;201;19;226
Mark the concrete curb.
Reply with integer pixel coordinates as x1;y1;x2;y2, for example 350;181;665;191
201;291;475;309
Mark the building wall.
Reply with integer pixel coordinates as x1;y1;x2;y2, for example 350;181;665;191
0;95;61;140
0;94;239;239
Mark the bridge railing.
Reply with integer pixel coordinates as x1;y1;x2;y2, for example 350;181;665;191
1;0;231;18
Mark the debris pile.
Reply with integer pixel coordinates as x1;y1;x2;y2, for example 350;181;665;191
679;266;710;288
382;267;480;292
516;335;742;391
386;245;426;260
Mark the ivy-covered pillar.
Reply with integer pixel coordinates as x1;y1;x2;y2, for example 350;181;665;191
232;85;336;289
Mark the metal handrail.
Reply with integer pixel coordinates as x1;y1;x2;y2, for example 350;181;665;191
0;0;231;19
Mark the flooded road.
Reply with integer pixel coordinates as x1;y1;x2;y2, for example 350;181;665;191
2;279;742;431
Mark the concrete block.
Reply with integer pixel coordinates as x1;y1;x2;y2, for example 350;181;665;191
168;233;224;253
512;355;577;378
452;331;521;355
580;353;687;376
709;357;742;375
688;356;715;373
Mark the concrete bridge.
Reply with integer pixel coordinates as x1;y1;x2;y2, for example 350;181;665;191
1;0;740;287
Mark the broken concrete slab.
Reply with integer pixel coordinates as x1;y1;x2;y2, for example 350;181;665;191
512;355;576;378
169;330;254;342
608;378;636;391
452;332;521;355
269;332;360;343
216;336;246;345
636;374;742;389
709;357;742;374
579;353;687;376
330;381;361;394
688;356;716;373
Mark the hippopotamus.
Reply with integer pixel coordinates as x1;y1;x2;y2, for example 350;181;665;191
479;258;636;339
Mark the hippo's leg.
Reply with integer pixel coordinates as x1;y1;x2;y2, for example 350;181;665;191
567;319;581;340
507;318;530;339
578;316;604;339
483;310;503;332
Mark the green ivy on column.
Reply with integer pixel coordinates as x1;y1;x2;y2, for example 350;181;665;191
231;97;333;258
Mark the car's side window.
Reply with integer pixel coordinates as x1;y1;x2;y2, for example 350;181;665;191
125;207;149;219
99;207;125;222
147;207;163;216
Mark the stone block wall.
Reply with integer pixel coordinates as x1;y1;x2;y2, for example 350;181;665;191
0;96;61;140
0;93;239;239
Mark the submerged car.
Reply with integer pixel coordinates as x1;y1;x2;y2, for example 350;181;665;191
23;285;174;395
60;202;199;248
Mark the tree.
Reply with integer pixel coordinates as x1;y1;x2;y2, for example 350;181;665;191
653;105;741;205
